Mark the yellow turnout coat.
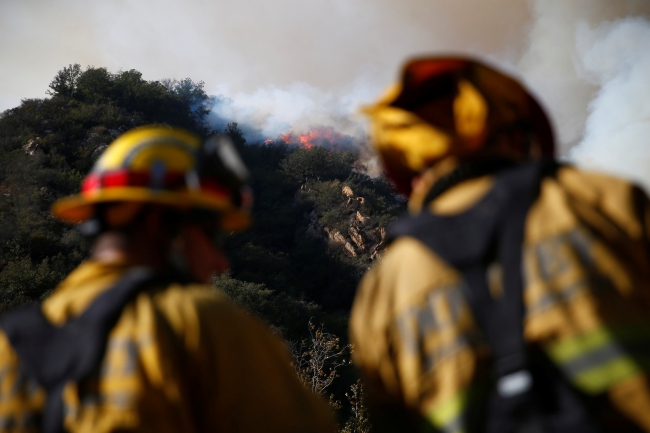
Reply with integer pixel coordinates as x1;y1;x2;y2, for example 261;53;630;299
0;260;337;433
351;165;650;432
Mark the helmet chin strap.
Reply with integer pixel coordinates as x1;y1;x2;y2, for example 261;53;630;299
423;158;516;206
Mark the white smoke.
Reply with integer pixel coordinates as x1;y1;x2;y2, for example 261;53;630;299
206;0;650;193
517;0;650;190
207;71;383;145
570;18;650;189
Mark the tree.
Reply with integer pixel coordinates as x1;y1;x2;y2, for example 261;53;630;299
75;67;114;103
290;320;372;433
280;147;357;183
212;271;321;341
292;319;350;397
225;122;246;148
341;380;372;433
161;78;212;124
46;64;82;99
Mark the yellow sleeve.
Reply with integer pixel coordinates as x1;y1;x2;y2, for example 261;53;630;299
352;168;650;432
350;238;491;433
523;168;650;431
0;331;46;433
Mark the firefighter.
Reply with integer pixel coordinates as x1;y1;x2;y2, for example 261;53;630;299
0;126;337;433
350;57;650;432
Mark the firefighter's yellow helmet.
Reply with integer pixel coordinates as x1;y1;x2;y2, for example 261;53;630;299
362;57;555;195
51;126;252;231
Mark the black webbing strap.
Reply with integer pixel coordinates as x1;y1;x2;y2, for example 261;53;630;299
422;158;517;205
388;160;558;427
0;267;160;433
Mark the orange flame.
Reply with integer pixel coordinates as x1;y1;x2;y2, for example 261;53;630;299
270;126;346;149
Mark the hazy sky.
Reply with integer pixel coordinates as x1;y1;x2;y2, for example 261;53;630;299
0;0;531;112
4;0;650;189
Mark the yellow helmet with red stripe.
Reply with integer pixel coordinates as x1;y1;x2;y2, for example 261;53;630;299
51;126;252;231
362;57;555;195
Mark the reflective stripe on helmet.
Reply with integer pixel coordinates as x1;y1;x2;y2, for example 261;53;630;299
82;169;231;202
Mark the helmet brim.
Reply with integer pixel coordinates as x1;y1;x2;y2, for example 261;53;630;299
52;188;251;232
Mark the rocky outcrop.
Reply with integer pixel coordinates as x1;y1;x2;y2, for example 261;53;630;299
23;138;40;155
324;227;357;256
304;184;388;262
348;226;365;251
369;227;387;261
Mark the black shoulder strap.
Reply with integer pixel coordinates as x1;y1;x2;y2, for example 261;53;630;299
389;160;558;424
0;267;159;433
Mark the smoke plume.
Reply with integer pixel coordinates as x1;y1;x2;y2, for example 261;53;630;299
207;77;378;148
204;0;650;194
570;18;650;189
517;0;650;190
0;0;530;149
